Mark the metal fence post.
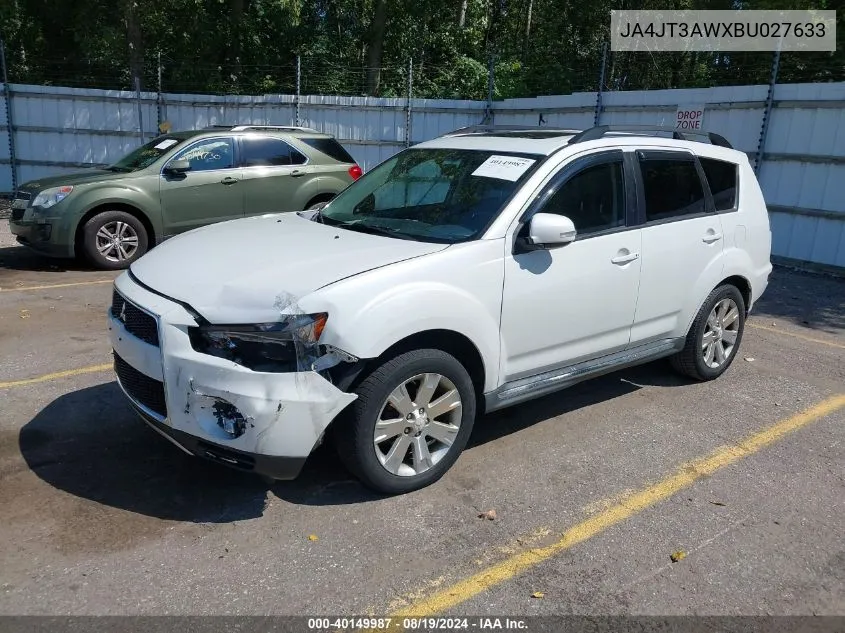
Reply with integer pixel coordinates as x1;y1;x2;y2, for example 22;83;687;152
594;42;608;127
295;55;301;126
156;51;164;130
1;39;18;193
483;53;495;124
405;58;413;148
755;46;781;175
134;75;145;143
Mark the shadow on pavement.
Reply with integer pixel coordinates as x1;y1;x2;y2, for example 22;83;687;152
755;267;845;334
19;362;688;514
0;244;92;273
19;382;271;523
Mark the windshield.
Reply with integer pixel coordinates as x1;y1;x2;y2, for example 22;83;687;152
108;135;190;172
318;148;541;243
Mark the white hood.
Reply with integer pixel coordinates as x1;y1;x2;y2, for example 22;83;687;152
130;213;448;323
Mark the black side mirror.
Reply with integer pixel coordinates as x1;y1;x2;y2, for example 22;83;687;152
163;159;191;175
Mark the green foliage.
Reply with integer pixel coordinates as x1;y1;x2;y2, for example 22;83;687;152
1;0;842;99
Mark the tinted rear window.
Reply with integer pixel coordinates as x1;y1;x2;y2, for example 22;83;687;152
300;138;356;164
640;157;706;221
700;158;738;211
242;137;306;166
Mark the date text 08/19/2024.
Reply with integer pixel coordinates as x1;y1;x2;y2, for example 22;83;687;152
306;617;529;630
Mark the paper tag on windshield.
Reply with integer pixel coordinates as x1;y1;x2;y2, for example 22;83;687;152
471;155;536;181
154;139;179;150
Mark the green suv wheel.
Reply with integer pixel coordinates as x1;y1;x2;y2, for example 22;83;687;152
81;210;149;270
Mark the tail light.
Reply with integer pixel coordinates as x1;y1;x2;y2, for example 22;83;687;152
348;165;363;181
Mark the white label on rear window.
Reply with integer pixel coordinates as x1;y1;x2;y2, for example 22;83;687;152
154;139;179;150
471;155;536;181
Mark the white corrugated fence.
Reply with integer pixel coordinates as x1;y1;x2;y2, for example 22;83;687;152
1;81;844;270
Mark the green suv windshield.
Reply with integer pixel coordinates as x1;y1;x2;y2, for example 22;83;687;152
107;134;193;172
318;148;541;243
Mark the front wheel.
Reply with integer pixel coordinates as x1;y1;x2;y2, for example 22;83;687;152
670;284;746;381
336;349;476;494
81;210;149;270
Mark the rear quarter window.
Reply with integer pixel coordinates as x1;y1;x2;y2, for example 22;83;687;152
700;158;738;211
300;138;356;164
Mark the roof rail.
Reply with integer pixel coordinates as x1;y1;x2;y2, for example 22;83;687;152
446;124;582;136
230;125;319;133
203;124;320;133
567;125;733;149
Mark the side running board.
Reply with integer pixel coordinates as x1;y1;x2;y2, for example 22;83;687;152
486;338;684;412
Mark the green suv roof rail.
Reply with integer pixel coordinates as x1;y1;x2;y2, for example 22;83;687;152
202;124;320;133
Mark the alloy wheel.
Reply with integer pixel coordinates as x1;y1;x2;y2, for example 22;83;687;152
373;373;463;477
702;298;740;368
95;221;139;262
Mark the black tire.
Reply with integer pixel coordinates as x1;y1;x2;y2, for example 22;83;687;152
670;284;746;381
335;349;477;494
306;195;335;211
81;210;149;270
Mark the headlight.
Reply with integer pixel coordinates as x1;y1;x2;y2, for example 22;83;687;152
32;186;74;209
188;313;328;372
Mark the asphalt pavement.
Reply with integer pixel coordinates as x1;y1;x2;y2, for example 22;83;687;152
1;221;843;618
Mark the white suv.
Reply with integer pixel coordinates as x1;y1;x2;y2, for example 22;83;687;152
108;125;772;493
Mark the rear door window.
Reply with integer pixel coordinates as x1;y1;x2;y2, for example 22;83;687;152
700;158;738;211
241;137;306;167
639;155;706;222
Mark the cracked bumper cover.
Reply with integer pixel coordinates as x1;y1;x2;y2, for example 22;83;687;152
108;272;358;480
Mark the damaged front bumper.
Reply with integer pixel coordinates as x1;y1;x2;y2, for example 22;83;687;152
108;272;357;480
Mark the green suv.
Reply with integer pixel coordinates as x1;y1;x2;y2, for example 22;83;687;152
9;125;362;269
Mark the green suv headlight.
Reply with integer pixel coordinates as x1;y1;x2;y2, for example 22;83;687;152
32;186;74;209
188;313;328;372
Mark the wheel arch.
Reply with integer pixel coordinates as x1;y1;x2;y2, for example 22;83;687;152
682;272;753;339
304;192;336;209
335;329;487;412
74;202;156;257
720;274;752;314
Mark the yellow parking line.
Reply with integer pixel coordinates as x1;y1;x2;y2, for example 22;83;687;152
0;363;112;389
748;322;845;350
392;394;845;617
0;279;114;293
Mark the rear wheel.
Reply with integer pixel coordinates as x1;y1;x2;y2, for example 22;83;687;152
81;210;148;270
306;194;335;211
670;284;746;381
336;349;476;494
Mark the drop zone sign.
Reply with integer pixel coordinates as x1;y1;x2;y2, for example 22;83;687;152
676;105;705;130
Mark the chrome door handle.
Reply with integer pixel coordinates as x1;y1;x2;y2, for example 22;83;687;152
290;169;306;178
220;176;239;185
702;233;723;243
611;252;639;265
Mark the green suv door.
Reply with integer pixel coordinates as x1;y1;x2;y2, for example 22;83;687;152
238;135;322;215
159;136;245;235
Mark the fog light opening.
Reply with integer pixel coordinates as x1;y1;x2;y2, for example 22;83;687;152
211;400;248;438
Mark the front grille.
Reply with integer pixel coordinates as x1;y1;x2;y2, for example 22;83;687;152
11;208;24;221
114;353;167;418
111;289;159;347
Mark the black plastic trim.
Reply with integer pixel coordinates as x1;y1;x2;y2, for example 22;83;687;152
131;403;307;480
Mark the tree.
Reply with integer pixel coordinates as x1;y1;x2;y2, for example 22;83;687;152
366;0;389;95
124;0;143;88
